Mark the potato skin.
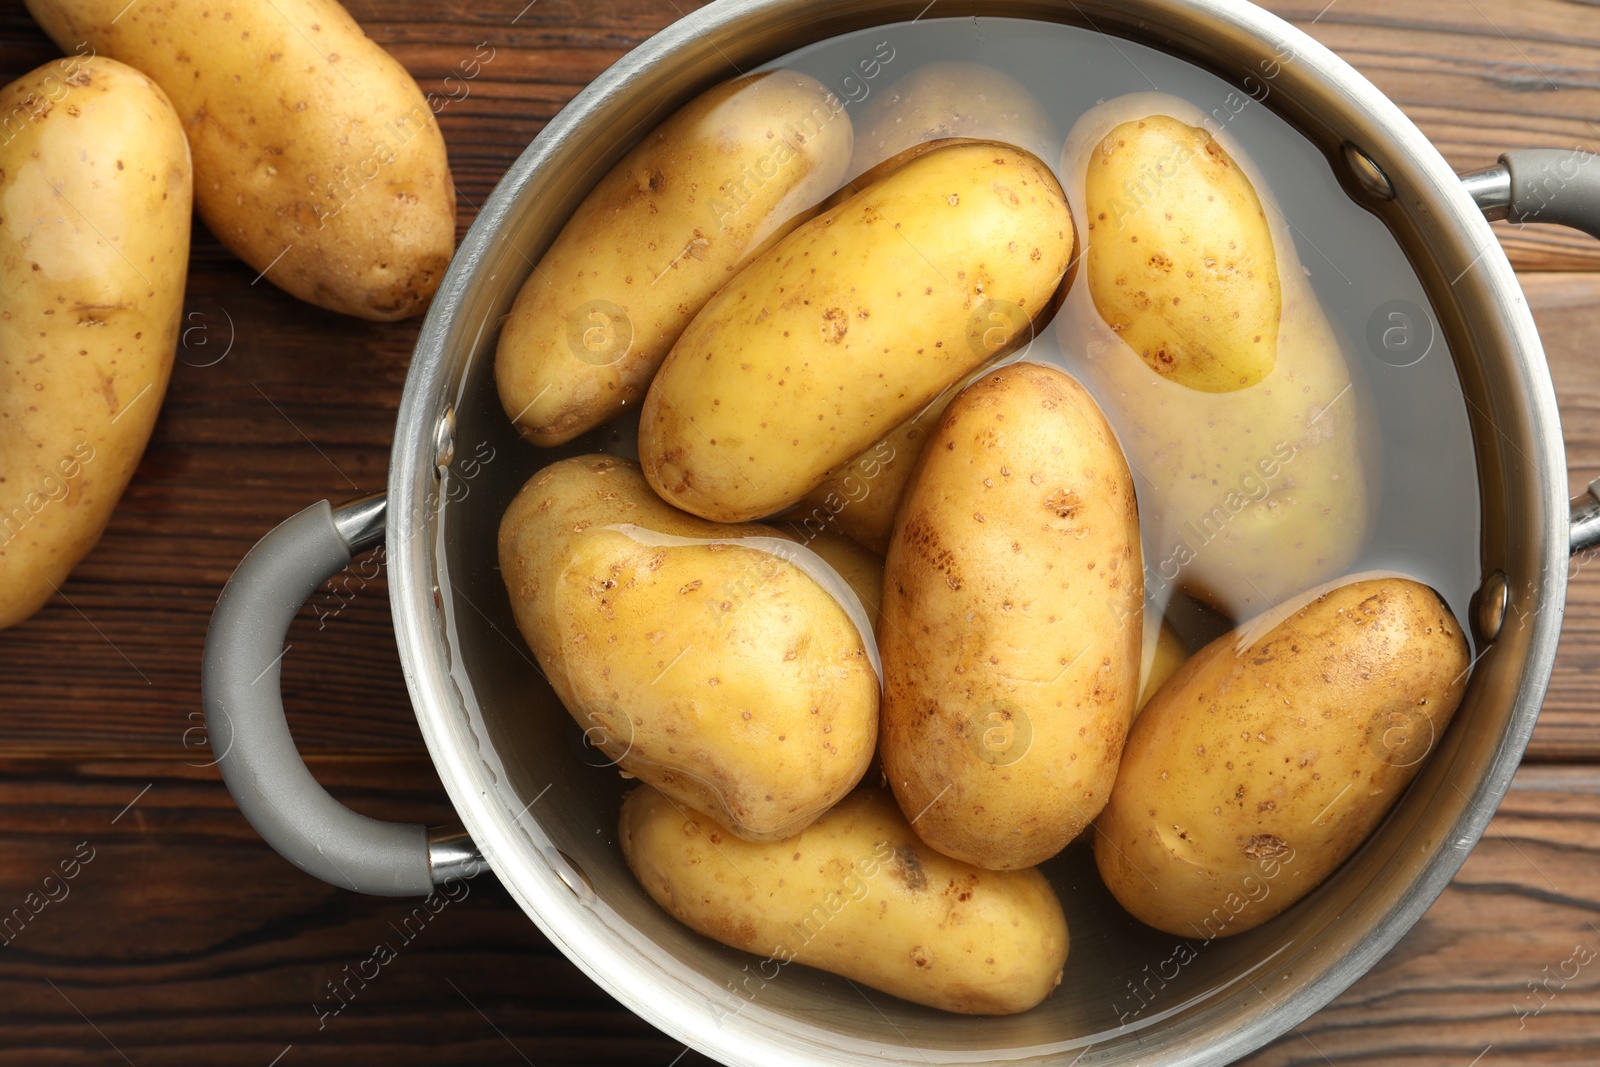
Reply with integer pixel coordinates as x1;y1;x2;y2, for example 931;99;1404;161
0;56;191;630
620;785;1068;1015
880;362;1142;870
26;0;455;321
1095;576;1469;937
496;72;852;447
850;62;1057;180
1085;116;1279;392
1057;93;1375;618
639;141;1073;523
1135;619;1188;718
498;456;877;841
791;360;999;555
776;522;883;633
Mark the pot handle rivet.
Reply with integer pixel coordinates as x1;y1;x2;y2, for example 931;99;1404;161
434;405;457;473
1342;143;1395;201
1472;569;1508;644
543;846;596;904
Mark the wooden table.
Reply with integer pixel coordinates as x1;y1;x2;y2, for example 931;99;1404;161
2;1;1598;1063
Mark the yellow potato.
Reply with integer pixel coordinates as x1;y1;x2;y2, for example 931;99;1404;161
621;785;1069;1015
1135;618;1188;718
880;362;1142;870
498;456;878;841
850;61;1057;180
1095;574;1470;937
27;0;456;320
640;141;1073;523
496;72;853;446
0;56;191;630
775;522;883;633
790;360;1002;555
1085;115;1278;391
1057;93;1376;618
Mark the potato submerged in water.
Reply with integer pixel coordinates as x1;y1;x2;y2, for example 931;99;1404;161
1095;575;1469;937
26;0;455;320
776;522;884;633
1085;114;1280;392
791;360;1003;556
1137;618;1188;717
496;71;853;446
0;56;191;630
498;456;878;841
879;362;1142;870
640;141;1073;523
1057;93;1376;618
621;785;1069;1015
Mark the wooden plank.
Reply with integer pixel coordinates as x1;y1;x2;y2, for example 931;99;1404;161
0;758;1588;1064
0;756;712;1066
1520;273;1600;762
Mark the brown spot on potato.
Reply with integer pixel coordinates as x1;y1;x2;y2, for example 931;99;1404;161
1240;834;1290;860
821;307;848;343
1045;488;1081;520
892;845;928;891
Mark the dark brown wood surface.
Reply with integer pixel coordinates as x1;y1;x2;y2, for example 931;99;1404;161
2;0;1599;1063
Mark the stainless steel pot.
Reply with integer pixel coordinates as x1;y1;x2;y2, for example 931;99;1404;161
200;1;1600;1063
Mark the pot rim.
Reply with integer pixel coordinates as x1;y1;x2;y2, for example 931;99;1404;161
388;1;1568;1064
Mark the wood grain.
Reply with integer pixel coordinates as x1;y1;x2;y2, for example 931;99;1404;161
1523;273;1600;763
0;757;716;1067
2;1;1600;1064
0;757;1590;1065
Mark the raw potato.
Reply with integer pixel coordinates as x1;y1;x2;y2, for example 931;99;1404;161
1095;575;1469;937
850;61;1057;180
1136;618;1187;718
776;522;883;633
641;141;1073;523
792;360;1001;556
26;0;456;320
880;362;1142;870
621;785;1069;1015
0;56;191;630
1057;93;1375;617
498;456;878;841
1085;115;1279;392
496;72;854;447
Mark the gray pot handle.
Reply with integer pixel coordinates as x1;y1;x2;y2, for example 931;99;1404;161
1461;149;1600;240
202;493;484;897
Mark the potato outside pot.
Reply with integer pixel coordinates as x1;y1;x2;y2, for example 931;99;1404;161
25;0;457;321
0;55;191;630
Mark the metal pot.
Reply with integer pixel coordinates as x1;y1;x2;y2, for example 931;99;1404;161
200;1;1600;1063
